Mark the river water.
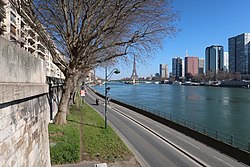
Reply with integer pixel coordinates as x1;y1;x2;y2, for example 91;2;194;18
93;83;250;143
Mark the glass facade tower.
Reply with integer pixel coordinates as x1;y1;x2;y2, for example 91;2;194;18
228;33;250;74
205;45;224;74
172;57;183;80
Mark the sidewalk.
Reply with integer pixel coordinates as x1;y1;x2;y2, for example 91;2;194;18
52;157;140;167
52;161;99;167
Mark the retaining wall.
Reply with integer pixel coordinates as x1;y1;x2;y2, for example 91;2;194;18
0;37;51;167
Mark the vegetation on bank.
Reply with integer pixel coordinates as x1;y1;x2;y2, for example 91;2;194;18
83;103;132;161
48;105;81;164
48;102;132;165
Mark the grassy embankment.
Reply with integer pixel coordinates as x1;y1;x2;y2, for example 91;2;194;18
48;100;132;165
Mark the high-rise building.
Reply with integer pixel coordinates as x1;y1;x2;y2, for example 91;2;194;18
172;57;183;79
198;58;204;74
205;45;224;74
159;64;168;80
228;33;250;74
184;57;199;78
224;52;229;71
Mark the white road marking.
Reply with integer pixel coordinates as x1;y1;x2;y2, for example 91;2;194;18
112;107;207;167
177;136;201;150
156;124;171;133
212;156;234;167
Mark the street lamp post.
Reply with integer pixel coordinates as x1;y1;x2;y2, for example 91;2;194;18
104;67;120;129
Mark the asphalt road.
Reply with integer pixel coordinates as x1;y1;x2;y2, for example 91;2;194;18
85;87;248;167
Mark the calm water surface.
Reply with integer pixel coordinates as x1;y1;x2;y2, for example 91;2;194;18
93;83;250;142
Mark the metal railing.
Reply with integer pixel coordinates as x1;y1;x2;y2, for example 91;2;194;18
112;97;250;153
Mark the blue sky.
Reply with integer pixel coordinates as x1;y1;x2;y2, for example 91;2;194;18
96;0;250;79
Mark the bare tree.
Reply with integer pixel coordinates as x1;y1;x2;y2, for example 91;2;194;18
12;0;179;124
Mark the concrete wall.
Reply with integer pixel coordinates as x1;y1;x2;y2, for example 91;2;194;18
0;37;51;167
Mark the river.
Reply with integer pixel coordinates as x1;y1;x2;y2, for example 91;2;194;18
93;83;250;143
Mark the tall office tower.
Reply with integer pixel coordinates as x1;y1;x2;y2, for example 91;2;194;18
198;58;204;74
159;64;168;80
228;33;250;74
172;57;183;80
224;52;229;71
184;57;199;78
205;45;224;74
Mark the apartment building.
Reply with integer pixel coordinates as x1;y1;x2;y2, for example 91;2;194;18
159;64;168;80
0;0;6;35
184;56;199;78
1;0;64;79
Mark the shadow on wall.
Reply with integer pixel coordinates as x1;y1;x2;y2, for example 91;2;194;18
47;76;64;121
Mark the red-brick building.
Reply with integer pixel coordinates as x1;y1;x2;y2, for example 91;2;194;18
185;57;199;79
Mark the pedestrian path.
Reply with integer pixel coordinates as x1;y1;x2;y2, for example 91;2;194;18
52;161;101;167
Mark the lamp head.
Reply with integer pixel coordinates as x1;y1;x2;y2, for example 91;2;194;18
114;68;120;74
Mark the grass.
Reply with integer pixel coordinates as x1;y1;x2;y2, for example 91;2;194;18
48;105;81;164
83;104;132;162
48;101;133;165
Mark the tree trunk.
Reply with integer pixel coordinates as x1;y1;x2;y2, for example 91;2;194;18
54;74;75;125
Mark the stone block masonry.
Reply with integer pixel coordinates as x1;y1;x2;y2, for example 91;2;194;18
0;36;51;167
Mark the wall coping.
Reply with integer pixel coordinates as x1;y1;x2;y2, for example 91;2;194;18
0;83;48;104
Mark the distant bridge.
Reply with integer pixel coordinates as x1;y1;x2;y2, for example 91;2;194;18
110;80;157;84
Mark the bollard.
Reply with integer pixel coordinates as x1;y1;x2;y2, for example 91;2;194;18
216;131;219;140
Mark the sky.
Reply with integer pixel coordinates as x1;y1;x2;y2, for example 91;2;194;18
96;0;250;80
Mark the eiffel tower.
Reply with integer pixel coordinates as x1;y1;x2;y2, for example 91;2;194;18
131;55;138;83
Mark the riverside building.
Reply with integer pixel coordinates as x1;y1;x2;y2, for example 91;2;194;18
0;0;64;79
198;58;204;74
184;56;199;78
224;52;229;71
159;64;168;80
228;33;250;74
172;57;183;80
205;45;224;74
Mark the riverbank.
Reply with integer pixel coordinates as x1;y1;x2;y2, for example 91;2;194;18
49;100;139;166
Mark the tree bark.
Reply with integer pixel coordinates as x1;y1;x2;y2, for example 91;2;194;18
54;74;75;125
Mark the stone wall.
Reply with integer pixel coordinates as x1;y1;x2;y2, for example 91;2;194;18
0;37;51;167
